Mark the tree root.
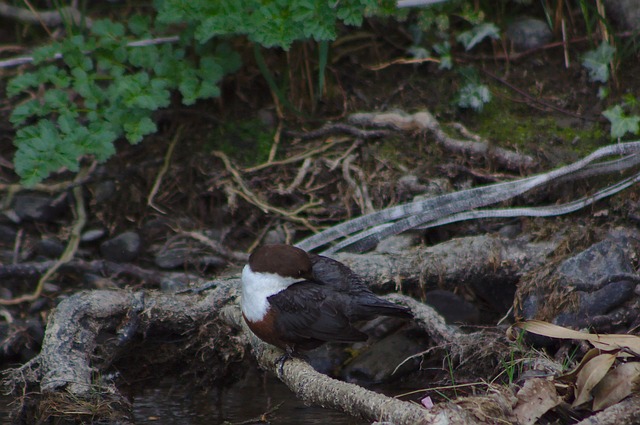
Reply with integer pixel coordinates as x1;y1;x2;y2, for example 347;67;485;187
348;110;536;171
221;305;481;425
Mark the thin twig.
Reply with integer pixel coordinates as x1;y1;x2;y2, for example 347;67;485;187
267;122;283;163
281;157;313;194
147;126;182;213
0;185;86;305
179;230;249;262
366;56;440;71
284;123;389;140
213;150;320;232
243;137;350;173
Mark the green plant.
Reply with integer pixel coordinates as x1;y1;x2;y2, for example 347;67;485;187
8;0;402;185
456;22;499;51
156;0;396;110
602;99;640;139
455;67;492;112
8;17;240;185
444;352;458;397
155;0;394;49
582;41;615;83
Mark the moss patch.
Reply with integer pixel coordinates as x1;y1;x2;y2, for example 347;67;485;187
206;118;274;166
460;85;607;158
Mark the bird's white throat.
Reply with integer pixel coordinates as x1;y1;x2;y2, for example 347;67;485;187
241;265;301;322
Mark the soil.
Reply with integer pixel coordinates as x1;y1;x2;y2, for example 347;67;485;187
1;6;640;425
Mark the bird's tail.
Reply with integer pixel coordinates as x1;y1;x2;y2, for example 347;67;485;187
353;295;413;320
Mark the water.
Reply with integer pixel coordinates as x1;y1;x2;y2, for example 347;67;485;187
0;364;364;425
132;365;364;425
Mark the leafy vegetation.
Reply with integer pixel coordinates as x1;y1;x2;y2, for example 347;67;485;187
5;0;639;185
155;0;396;49
582;41;615;83
8;17;240;185
603;99;640;139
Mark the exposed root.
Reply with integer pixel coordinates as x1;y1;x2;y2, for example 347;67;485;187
213;150;320;232
0;186;86;305
147;126;181;213
348;110;536;171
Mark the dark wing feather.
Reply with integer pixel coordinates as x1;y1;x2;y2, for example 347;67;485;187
268;281;367;344
309;254;369;291
310;255;413;320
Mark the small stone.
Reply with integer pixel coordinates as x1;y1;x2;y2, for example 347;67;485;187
92;180;117;203
12;194;67;222
81;228;106;242
603;0;640;31
0;224;17;243
507;17;553;51
100;231;141;262
154;248;189;269
34;238;65;258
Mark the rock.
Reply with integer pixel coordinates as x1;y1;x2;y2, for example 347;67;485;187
154;248;189;269
557;238;634;285
554;279;635;327
603;0;640;31
519;229;640;332
81;228;106;242
0;319;45;363
100;231;141;262
12;193;67;222
506;17;553;51
34;238;65;258
154;247;225;270
424;289;481;324
0;224;17;243
341;330;423;384
92;180;117;203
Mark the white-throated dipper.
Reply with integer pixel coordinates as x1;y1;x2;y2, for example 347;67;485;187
241;244;413;354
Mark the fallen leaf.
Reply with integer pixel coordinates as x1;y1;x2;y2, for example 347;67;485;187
559;348;612;385
592;362;640;411
513;321;640;356
514;378;560;425
572;353;617;407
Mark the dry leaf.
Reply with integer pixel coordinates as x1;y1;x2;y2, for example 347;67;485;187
559;348;609;385
514;378;560;425
572;353;617;407
592;362;640;411
513;320;640;355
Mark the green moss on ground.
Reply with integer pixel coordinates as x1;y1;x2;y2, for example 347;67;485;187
207;118;275;165
461;86;607;157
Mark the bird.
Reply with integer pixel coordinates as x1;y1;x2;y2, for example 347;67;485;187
240;244;413;355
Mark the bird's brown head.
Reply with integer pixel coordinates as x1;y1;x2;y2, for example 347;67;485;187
248;244;313;280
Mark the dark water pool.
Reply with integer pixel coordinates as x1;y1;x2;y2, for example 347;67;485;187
0;364;365;425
